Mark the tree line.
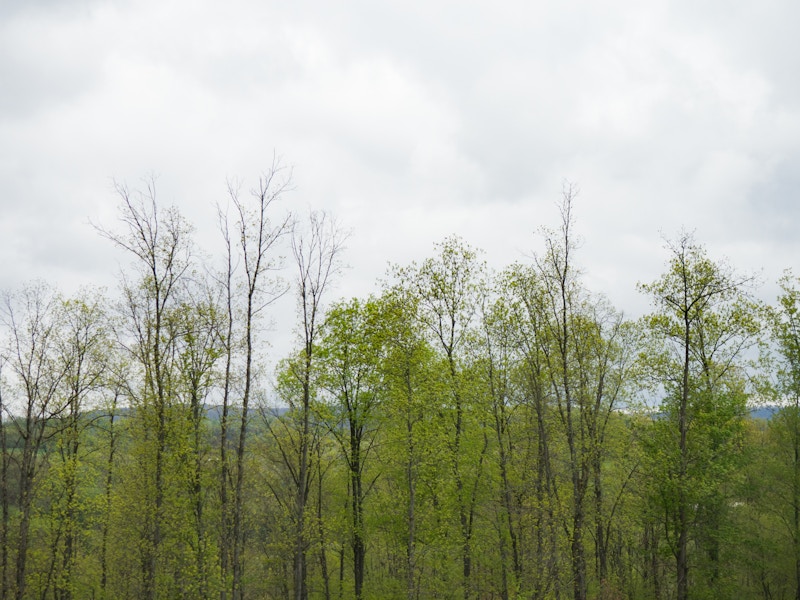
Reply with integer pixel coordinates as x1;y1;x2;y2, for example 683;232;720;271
0;172;797;600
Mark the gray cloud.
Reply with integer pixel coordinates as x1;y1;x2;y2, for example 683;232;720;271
1;0;799;359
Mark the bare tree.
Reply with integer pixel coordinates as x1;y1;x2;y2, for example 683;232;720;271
97;180;192;600
288;211;346;600
217;164;292;600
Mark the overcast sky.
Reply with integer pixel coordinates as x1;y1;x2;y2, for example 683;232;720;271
2;0;799;360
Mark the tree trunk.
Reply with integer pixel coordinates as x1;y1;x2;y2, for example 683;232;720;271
351;430;365;600
317;442;331;600
794;406;800;600
294;353;312;600
15;456;35;600
677;313;691;600
594;452;607;582
404;368;418;600
0;387;9;600
101;403;117;598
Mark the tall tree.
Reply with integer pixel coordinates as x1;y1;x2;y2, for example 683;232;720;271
317;298;384;600
98;180;192;600
44;292;109;600
392;235;487;599
287;211;346;600
767;272;800;600
378;288;444;600
532;188;631;600
503;263;560;599
219;167;292;600
0;283;71;600
639;232;760;600
476;291;521;600
173;285;224;599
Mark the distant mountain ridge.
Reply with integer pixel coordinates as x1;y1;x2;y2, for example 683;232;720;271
749;405;781;420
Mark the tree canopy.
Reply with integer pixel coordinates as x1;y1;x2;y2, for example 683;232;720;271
0;182;794;600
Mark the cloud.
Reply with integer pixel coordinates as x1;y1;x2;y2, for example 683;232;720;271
1;0;800;354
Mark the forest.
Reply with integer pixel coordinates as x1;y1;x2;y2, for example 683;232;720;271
0;171;798;600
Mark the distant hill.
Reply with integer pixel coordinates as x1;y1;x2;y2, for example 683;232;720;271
749;405;781;420
205;404;288;421
83;404;781;422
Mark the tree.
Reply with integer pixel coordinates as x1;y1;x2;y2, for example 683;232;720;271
42;291;110;600
218;167;292;600
639;232;760;600
391;235;487;599
317;297;384;600
377;287;446;599
502;263;560;599
173;285;224;599
475;291;522;600
765;271;800;599
98;360;127;600
98;180;193;600
528;188;633;600
0;283;71;600
287;211;346;600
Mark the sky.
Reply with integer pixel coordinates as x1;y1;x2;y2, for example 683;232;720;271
2;0;799;361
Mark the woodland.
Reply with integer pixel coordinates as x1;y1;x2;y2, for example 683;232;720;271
1;169;799;600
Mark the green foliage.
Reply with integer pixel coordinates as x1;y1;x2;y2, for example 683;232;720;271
638;233;762;600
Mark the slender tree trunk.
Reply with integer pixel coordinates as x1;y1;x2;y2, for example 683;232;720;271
445;352;473;600
295;352;312;600
457;443;472;598
338;540;346;600
593;452;607;582
0;385;9;600
644;523;661;600
232;302;255;600
15;456;34;600
530;366;554;600
492;392;512;600
495;396;521;590
571;491;587;600
147;398;166;600
223;164;292;600
15;410;45;600
43;522;63;600
101;402;117;598
484;318;521;595
58;431;79;600
219;398;230;600
677;314;690;600
144;282;169;600
219;244;234;600
351;434;364;600
317;441;331;600
287;212;346;598
794;404;800;600
192;392;208;599
405;370;417;600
